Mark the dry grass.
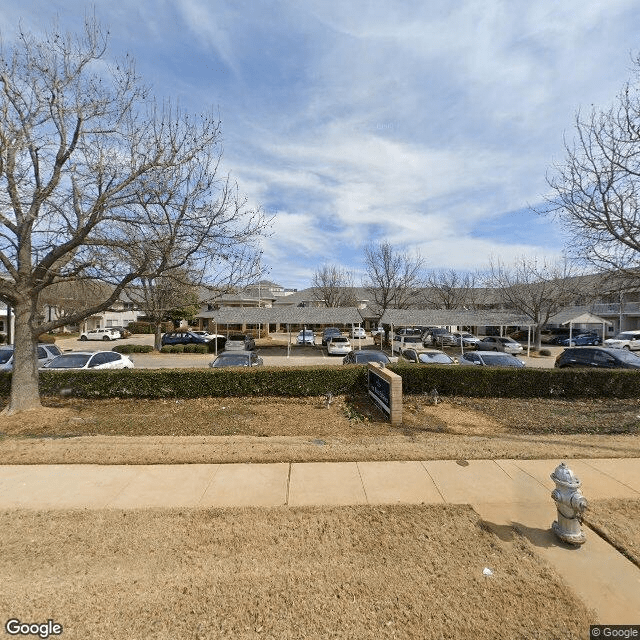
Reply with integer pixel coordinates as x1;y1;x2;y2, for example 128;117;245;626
1;395;639;465
584;499;640;568
0;505;594;639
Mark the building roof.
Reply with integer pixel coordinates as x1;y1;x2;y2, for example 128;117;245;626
198;306;364;324
379;308;533;326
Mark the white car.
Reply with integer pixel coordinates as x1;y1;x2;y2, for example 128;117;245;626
326;335;352;356
42;351;134;370
604;330;640;351
351;327;367;339
0;344;63;371
79;328;121;341
392;334;424;353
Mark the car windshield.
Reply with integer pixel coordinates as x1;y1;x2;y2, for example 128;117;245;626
418;353;453;364
212;355;250;367
0;349;13;364
615;333;639;340
481;354;520;366
403;336;422;343
47;354;92;368
611;349;640;363
331;337;348;343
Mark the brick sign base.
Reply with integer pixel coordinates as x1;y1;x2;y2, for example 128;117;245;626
367;363;402;426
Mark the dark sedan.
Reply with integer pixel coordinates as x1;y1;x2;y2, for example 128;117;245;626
559;333;601;346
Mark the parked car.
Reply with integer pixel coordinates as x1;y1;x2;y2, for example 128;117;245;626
478;336;524;354
110;325;132;338
459;351;525;368
161;331;210;347
224;334;256;351
79;328;121;341
326;335;351;355
395;327;422;336
42;351;134;370
604;330;640;351
209;350;263;368
425;328;457;346
321;327;342;346
541;328;571;344
392;334;424;352
350;327;367;339
296;329;316;346
401;348;456;365
342;350;391;365
560;333;601;346
451;332;481;348
0;344;63;371
191;330;215;341
554;346;640;369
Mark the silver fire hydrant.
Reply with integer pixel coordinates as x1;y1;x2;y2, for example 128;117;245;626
550;462;588;545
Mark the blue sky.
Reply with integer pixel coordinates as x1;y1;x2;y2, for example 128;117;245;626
4;1;640;288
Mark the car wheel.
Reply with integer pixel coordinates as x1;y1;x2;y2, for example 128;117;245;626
623;345;631;350
79;335;88;341
103;335;110;341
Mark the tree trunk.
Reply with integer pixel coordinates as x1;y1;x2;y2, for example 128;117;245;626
154;322;162;352
5;300;41;414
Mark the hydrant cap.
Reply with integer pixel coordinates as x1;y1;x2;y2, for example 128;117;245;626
550;462;581;487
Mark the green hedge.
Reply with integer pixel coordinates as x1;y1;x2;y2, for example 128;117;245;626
0;365;638;399
112;344;154;354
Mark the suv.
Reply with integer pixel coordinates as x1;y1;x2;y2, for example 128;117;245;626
79;328;121;341
161;331;210;346
555;346;640;369
604;330;640;351
0;344;63;371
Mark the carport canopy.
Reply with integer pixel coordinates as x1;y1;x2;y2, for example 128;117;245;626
197;306;366;357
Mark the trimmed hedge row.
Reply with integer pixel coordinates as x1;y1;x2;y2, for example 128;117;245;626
112;344;154;354
159;344;209;354
0;365;637;399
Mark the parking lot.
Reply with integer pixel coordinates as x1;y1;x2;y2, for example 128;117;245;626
51;332;562;369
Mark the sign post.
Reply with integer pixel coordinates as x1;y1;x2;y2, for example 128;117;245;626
367;363;402;426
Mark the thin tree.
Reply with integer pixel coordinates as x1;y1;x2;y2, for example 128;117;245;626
547;55;640;278
0;20;268;413
362;241;425;317
423;269;476;309
485;256;580;348
311;264;357;307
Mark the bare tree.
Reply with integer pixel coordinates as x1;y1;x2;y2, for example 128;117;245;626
311;264;357;307
126;271;200;351
423;269;477;309
547;57;640;276
485;256;581;348
0;20;268;413
362;242;425;316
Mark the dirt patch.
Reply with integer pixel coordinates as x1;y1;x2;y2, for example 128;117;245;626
584;499;640;568
1;395;639;465
0;506;594;639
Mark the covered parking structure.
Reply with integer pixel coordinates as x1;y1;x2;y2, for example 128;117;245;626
547;309;613;343
197;306;366;356
379;309;534;354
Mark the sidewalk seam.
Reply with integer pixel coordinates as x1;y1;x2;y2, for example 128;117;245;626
355;463;369;504
420;461;447;504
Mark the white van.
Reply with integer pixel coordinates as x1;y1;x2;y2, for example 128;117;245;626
604;330;640;351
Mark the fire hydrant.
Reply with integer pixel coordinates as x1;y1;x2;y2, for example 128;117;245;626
550;462;588;545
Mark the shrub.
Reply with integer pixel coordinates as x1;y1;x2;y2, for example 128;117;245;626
127;321;173;335
183;344;208;354
0;333;6;344
37;333;56;344
538;349;552;357
112;344;154;354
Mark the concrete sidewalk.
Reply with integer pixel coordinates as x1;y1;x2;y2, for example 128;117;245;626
1;457;639;623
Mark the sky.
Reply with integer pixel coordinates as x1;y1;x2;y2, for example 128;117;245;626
3;1;640;289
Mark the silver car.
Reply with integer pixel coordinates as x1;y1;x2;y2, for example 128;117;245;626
209;351;263;368
478;336;524;354
459;351;525;367
0;344;63;371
